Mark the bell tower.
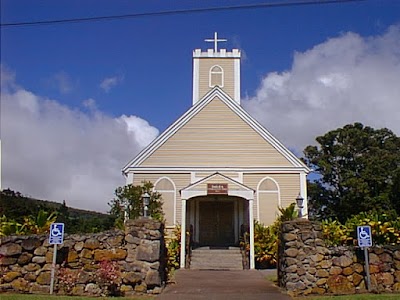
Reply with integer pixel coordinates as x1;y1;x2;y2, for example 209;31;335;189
192;32;241;105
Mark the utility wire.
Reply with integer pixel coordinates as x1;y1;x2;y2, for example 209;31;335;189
1;0;366;28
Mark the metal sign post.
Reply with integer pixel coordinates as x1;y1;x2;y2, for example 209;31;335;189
49;223;64;295
357;225;372;291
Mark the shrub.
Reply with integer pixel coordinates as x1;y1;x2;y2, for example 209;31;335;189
166;225;181;277
253;221;279;267
321;211;400;246
321;218;351;246
243;203;298;268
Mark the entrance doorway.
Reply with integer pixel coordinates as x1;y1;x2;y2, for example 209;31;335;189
199;201;234;247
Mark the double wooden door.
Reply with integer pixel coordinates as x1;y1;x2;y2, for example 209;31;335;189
199;201;234;247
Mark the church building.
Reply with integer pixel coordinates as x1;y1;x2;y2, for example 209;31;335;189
122;33;310;269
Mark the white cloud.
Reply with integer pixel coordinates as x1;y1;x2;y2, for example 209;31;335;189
99;75;124;93
243;25;400;153
118;115;159;148
82;98;97;111
0;68;159;212
48;71;75;94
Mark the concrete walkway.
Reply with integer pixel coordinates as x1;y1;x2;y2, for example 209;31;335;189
157;269;292;300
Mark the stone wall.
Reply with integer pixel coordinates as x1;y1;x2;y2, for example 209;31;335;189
278;219;400;296
0;218;165;296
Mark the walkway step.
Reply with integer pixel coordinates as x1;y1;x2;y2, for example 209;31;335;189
190;249;243;270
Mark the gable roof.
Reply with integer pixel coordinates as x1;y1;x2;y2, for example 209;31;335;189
122;87;310;173
180;172;255;200
180;172;254;193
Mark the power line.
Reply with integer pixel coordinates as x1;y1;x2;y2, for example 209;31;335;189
1;0;366;28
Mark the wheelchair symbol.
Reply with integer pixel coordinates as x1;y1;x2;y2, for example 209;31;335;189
51;226;62;237
359;227;370;239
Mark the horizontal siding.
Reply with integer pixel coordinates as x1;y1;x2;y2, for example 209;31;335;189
258;193;279;226
141;98;292;167
133;173;191;226
161;192;174;227
198;58;235;99
244;173;301;210
130;172;300;227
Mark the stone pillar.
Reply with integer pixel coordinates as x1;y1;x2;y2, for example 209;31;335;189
278;219;325;296
124;218;165;293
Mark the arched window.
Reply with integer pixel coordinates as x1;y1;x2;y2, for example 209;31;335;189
154;177;176;227
209;65;224;87
257;177;280;226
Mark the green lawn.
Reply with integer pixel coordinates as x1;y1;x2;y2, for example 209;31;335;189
0;294;154;300
306;294;400;300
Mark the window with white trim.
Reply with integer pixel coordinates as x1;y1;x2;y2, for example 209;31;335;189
209;65;224;87
154;177;176;227
257;177;280;226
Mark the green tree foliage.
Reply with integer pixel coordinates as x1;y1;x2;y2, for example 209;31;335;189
0;189;47;223
108;181;163;226
303;123;400;221
0;189;115;235
55;200;115;234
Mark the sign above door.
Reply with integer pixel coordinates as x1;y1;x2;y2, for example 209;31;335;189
207;183;228;195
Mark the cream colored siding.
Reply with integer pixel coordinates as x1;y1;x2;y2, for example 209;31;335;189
198;58;236;99
258;193;279;226
154;178;175;226
160;192;174;226
128;172;300;227
133;173;191;226
140;98;292;167
243;173;300;222
155;178;174;190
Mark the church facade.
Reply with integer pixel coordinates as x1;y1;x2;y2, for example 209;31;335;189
122;34;310;269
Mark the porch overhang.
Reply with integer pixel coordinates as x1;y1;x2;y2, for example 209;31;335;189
179;172;256;269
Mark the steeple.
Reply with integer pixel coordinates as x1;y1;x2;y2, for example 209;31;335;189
192;32;241;105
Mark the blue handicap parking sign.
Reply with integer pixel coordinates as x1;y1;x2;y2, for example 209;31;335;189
357;225;372;247
49;223;64;244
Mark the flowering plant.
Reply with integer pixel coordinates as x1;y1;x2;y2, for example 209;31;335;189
58;267;81;294
95;260;122;296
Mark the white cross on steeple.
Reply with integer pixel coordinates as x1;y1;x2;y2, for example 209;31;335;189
205;32;227;52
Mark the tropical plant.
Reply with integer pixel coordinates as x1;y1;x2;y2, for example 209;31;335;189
321;218;351;246
0;215;26;236
0;210;57;236
24;210;57;234
253;221;279;267
243;203;299;268
321;211;400;246
166;225;181;277
278;203;298;222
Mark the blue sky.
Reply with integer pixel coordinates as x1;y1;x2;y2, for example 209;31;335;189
1;0;400;211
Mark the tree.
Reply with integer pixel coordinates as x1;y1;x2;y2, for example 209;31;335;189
303;123;400;221
109;181;163;227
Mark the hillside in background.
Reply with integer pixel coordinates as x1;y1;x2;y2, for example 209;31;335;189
0;189;115;233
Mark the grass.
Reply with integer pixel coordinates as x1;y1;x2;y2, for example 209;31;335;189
0;294;154;300
2;291;398;300
305;294;400;300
